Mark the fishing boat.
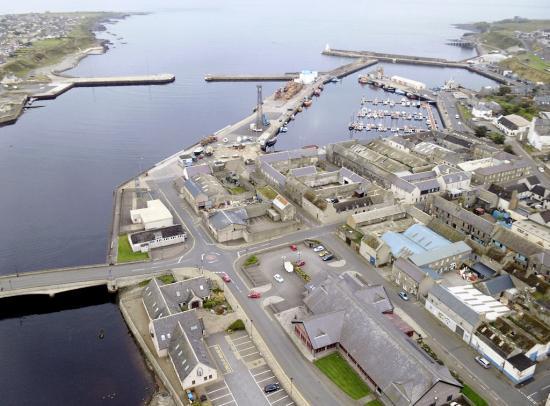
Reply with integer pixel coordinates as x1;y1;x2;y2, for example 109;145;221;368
303;98;313;107
265;135;278;147
358;75;369;84
280;126;288;133
395;89;406;95
385;86;396;92
313;89;321;97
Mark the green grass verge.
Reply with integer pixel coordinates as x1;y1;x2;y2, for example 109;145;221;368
229;186;246;195
457;104;472;120
365;400;383;406
157;274;176;284
314;353;371;400
462;385;489;406
500;55;550;83
117;235;149;263
257;185;278;200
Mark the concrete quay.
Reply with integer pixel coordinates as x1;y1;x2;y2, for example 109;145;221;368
205;74;298;82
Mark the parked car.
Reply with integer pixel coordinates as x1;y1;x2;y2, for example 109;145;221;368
290;244;298;251
398;291;409;301
264;383;280;393
475;356;491;369
295;260;306;267
199;394;208;402
455;114;460;119
273;274;284;283
319;250;330;257
248;291;261;299
322;254;334;261
221;272;231;283
313;245;325;252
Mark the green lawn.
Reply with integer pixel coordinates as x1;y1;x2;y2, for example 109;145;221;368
229;186;246;195
257;185;278;200
314;353;371;400
117;235;149;263
462;385;489;406
457;104;472;120
365;400;383;406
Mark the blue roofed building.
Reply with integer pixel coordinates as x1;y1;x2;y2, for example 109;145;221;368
382;224;472;274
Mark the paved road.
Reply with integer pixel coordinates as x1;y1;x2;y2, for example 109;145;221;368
507;138;550;189
437;91;473;133
2;177;547;405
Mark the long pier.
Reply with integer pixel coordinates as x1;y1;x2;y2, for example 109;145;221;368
323;48;511;85
204;74;297;82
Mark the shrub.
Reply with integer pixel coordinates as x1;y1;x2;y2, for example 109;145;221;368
294;266;311;282
243;255;259;267
227;319;245;331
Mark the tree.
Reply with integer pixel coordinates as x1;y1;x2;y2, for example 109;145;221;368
475;126;488;138
498;86;511;96
490;132;505;144
503;145;515;155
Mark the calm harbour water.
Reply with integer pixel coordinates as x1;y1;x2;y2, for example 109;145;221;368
1;1;550;405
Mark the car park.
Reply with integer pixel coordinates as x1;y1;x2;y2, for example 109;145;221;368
475;356;491;369
264;383;280;393
273;274;284;283
398;291;409;301
313;245;325;252
221;273;231;283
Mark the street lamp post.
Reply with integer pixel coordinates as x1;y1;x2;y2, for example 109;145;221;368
290;377;294;398
250;319;253;340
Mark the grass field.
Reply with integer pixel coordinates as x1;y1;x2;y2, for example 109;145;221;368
314;353;371;400
365;400;383;406
117;235;149;263
500;55;550;83
462;385;488;406
229;186;247;195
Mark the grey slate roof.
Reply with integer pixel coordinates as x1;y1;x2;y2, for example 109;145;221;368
354;285;394;314
428;284;481;327
183;177;204;198
301;310;345;349
394;258;427;284
168;321;213;382
415;178;441;192
160;277;212;313
492;226;543;257
143;278;170;319
152;310;203;351
533;118;550;136
208;208;248;231
478;275;514;296
143;277;211;319
475;160;530;176
432;196;495;234
441;172;471;184
304;276;461;405
392;176;417;193
290;165;317;177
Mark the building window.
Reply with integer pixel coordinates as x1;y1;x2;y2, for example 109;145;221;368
192;380;195;385
204;376;207;381
209;374;212;379
447;395;453;401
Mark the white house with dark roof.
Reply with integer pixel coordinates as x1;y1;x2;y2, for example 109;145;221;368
142;277;217;390
495;114;530;138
